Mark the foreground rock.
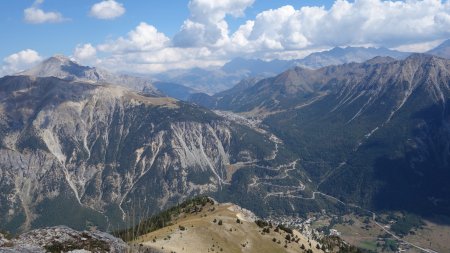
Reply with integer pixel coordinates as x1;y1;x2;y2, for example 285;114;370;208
0;226;128;253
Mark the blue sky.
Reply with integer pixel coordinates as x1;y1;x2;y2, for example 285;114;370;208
1;0;449;75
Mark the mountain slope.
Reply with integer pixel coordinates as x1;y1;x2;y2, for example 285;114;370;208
188;77;261;108
427;39;450;59
153;81;198;101
20;55;161;96
206;54;450;216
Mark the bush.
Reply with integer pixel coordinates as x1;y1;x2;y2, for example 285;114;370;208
277;224;293;234
255;220;269;228
285;234;291;241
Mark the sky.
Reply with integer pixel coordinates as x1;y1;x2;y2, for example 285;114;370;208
1;0;450;76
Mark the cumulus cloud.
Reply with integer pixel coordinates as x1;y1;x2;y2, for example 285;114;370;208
73;43;98;65
79;0;450;73
98;22;170;53
232;0;450;53
90;0;125;20
97;22;220;73
173;0;255;47
1;49;42;76
24;0;67;24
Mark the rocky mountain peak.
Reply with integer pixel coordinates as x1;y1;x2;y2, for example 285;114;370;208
20;55;98;82
46;54;72;63
17;55;161;96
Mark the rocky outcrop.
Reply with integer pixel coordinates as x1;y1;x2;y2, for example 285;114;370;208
0;226;128;253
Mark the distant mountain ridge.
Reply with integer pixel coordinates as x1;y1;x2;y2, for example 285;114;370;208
153;81;199;101
156;46;410;94
296;46;410;69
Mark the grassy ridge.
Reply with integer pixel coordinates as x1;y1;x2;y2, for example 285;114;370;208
114;196;213;241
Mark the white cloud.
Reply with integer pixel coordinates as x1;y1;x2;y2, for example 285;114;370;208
173;0;254;47
1;49;42;76
97;21;221;73
98;22;170;53
73;43;97;65
24;0;66;24
90;0;125;20
393;39;447;52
